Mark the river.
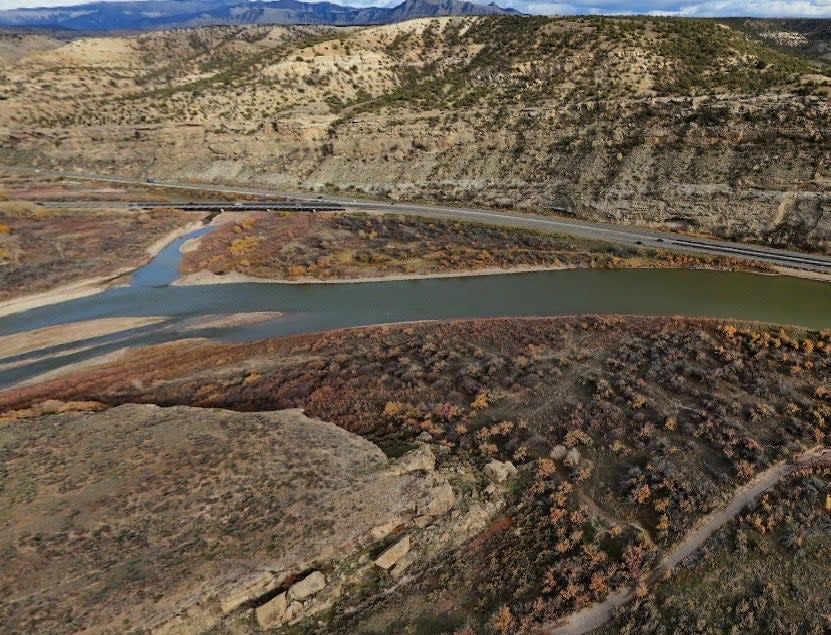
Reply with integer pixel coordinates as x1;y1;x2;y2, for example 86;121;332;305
1;227;830;388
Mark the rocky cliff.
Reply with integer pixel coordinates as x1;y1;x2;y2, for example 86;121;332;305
1;16;829;251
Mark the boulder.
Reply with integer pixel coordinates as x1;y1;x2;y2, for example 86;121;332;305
483;460;518;484
254;592;287;629
392;446;435;475
218;571;276;614
374;536;410;569
550;445;568;460
287;571;325;602
422;483;455;516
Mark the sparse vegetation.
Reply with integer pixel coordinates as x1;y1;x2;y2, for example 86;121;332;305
2;316;829;632
1;17;829;251
181;211;772;281
603;466;831;634
0;184;195;300
1;15;830;635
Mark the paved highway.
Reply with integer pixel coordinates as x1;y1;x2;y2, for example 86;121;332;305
47;201;346;212
13;166;831;274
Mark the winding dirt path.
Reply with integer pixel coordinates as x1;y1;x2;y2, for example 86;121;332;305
540;445;830;635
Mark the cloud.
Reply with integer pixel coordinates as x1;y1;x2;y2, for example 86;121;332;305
497;0;831;16
1;0;830;17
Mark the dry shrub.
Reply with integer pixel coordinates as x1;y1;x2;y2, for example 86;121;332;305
0;200;49;219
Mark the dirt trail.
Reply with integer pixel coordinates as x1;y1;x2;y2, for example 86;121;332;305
540;445;829;635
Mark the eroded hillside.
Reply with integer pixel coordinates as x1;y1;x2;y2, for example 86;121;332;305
1;17;830;251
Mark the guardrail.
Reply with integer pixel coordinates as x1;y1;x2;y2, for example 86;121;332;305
133;202;346;212
671;238;831;270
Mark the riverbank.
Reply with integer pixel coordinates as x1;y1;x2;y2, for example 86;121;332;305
0;316;166;360
173;261;831;287
771;264;831;283
172;263;576;286
177;211;831;288
0;311;286;391
0;219;205;318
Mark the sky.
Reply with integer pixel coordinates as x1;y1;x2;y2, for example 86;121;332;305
1;0;830;17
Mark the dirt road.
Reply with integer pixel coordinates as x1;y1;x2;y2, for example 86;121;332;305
541;445;829;635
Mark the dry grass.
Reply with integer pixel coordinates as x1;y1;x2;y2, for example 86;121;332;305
181;211;771;281
0;201;195;300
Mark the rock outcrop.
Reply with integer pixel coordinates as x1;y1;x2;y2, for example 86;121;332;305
374;536;411;569
484;459;518;483
0;404;455;635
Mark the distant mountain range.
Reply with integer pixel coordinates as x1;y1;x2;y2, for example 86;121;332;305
0;0;520;32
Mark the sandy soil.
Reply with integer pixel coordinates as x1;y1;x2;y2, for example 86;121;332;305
1;313;286;389
143;220;205;257
0;272;134;319
174;311;284;331
771;265;831;283
172;264;574;286
172;262;831;287
0;316;165;360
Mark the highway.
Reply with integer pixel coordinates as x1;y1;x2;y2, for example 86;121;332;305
13;166;831;274
46;201;346;212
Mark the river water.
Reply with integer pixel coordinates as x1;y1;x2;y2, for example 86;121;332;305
1;227;830;388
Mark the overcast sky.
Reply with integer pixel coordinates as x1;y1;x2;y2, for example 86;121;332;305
2;0;830;17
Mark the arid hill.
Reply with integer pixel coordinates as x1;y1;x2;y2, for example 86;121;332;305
0;0;516;32
2;316;829;633
727;18;831;62
1;16;829;252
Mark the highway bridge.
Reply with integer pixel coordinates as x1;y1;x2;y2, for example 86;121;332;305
14;167;831;275
44;201;346;212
